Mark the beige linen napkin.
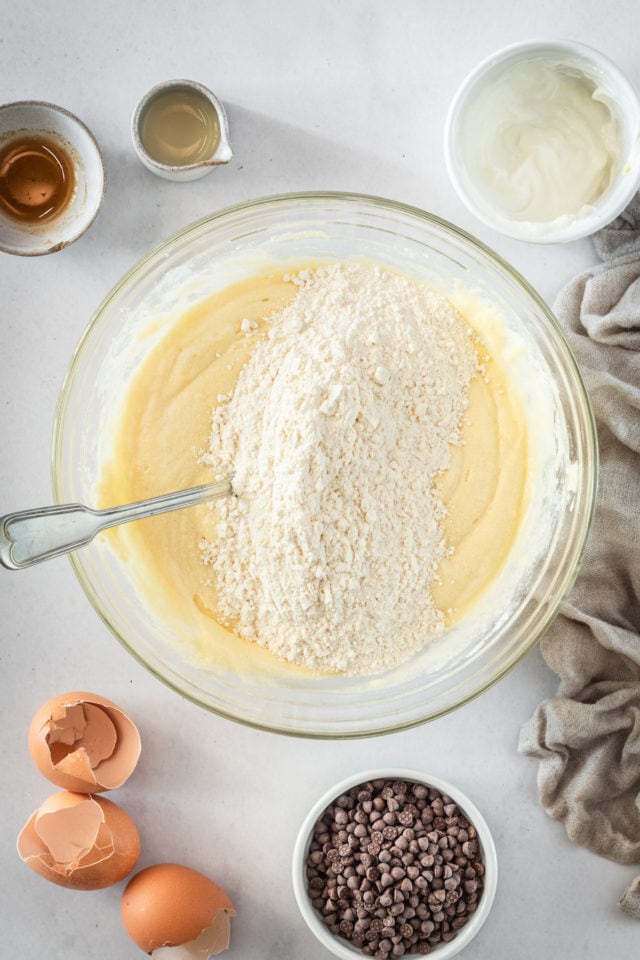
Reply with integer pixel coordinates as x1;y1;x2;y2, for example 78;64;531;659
518;194;640;918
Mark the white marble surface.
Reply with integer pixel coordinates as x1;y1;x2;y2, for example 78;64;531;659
1;1;637;956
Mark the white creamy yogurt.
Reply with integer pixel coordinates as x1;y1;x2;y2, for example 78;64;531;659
445;41;640;242
459;58;621;223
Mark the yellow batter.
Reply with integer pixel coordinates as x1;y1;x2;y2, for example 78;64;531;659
99;266;528;677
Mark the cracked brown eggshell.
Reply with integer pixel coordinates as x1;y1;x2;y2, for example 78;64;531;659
17;791;141;890
121;863;235;957
28;691;141;793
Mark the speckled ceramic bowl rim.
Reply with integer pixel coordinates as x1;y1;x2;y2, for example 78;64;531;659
292;768;498;960
0;99;106;257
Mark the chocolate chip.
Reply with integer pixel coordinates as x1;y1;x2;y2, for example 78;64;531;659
305;778;486;956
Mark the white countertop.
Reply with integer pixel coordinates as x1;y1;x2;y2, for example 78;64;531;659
1;1;637;956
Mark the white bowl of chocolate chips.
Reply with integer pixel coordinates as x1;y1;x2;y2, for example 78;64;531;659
292;770;497;959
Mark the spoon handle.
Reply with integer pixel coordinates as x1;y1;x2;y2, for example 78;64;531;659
0;478;232;571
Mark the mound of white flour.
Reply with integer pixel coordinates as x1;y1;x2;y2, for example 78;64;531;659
200;262;478;675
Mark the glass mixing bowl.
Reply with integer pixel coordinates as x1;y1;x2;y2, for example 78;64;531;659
53;192;597;737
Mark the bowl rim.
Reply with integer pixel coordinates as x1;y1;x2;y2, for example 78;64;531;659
443;38;640;244
0;98;106;257
291;767;498;959
51;191;599;737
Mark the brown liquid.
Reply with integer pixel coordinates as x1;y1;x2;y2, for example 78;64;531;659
140;89;220;166
0;134;75;223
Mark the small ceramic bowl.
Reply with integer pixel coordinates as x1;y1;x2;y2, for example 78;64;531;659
131;79;232;181
292;769;497;959
0;101;105;256
444;40;640;243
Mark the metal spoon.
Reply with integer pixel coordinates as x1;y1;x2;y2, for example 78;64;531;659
0;477;232;571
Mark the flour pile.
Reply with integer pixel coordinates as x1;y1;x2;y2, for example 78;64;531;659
199;263;478;674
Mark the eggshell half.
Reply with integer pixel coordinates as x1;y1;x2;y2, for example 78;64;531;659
121;863;235;956
17;792;140;890
28;691;141;792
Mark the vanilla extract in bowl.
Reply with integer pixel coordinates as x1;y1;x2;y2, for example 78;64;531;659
0;133;76;223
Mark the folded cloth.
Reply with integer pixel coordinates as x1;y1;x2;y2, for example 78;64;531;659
518;194;640;919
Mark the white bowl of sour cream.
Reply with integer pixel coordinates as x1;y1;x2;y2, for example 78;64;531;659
444;40;640;243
